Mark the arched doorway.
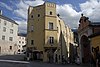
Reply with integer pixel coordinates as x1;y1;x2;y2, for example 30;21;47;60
81;35;90;63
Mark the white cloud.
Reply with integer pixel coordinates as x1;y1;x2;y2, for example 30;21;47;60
24;0;44;6
12;0;100;33
0;2;12;11
15;20;27;34
13;0;28;20
13;0;44;20
13;0;44;33
57;4;81;28
57;0;100;28
80;0;100;21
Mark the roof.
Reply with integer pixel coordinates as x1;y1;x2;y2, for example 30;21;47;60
88;32;100;38
0;15;18;25
30;1;56;8
18;33;27;37
44;1;56;4
89;22;100;27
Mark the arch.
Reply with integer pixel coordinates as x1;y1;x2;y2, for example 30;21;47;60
80;35;91;63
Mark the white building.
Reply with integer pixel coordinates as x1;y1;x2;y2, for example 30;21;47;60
0;10;18;55
17;33;26;54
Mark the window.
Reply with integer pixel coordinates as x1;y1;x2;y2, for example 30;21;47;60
38;14;40;17
10;29;13;34
49;37;54;44
18;45;20;47
31;40;34;45
50;11;52;15
49;23;53;29
3;27;6;32
10;46;12;50
11;23;13;27
19;41;21;43
22;38;24;39
57;27;58;32
59;20;60;22
31;25;33;32
4;21;7;25
9;37;13;41
2;35;5;40
22;42;24;44
18;49;20;52
19;37;21;39
31;15;33;18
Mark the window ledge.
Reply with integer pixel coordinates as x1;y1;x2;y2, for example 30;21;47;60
45;29;57;31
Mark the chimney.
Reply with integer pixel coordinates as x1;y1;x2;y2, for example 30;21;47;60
0;10;2;15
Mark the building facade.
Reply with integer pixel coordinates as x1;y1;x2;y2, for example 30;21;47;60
78;14;100;63
89;32;100;64
0;10;18;55
69;29;79;63
17;33;26;54
27;2;74;63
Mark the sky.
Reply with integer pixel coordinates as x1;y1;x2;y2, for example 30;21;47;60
0;0;100;33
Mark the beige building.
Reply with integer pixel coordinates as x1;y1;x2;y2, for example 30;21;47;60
27;2;74;63
17;33;26;54
0;10;18;55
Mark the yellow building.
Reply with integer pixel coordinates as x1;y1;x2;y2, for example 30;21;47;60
27;2;74;63
89;32;100;61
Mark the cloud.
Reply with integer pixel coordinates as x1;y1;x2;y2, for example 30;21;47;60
13;0;28;20
57;4;81;28
15;20;27;34
13;0;44;20
13;0;44;33
11;0;100;33
0;2;13;11
57;0;100;28
80;0;100;21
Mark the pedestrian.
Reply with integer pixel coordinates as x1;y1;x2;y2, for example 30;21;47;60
76;56;80;65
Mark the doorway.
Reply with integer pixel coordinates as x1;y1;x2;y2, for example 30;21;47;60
81;35;90;63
